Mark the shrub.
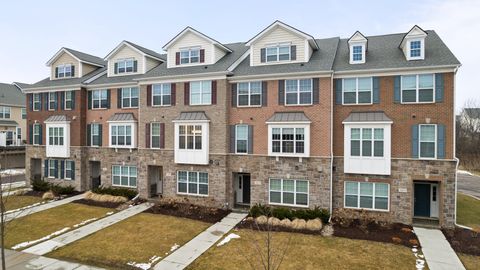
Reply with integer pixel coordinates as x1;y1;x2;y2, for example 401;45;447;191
249;203;271;217
92;186;138;200
249;204;330;223
50;184;75;195
272;207;293;220
32;179;50;192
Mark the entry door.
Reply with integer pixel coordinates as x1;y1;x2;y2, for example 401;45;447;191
156;168;163;194
414;183;431;217
242;175;251;204
236;175;243;203
430;184;439;218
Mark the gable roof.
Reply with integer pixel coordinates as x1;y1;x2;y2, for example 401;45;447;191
399;25;428;48
246;20;319;50
0;83;25;106
105;40;164;62
23;67;106;90
162;26;232;52
46;47;105;67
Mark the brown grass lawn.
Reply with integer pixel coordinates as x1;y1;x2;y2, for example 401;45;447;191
188;229;418;270
4;195;44;211
6;203;112;249
48;213;210;269
459;254;480;270
457;193;480;228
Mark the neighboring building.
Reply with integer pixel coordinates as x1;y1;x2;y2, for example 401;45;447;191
23;22;460;227
0;82;27;147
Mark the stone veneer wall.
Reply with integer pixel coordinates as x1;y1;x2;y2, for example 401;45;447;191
332;158;456;228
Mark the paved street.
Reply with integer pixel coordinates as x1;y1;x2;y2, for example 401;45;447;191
457;172;480;198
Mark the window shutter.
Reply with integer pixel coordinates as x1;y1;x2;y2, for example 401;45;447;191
60;160;65;179
248;125;253;154
29;94;33;111
60;91;65;110
290;45;296;61
44;93;49;111
71;161;75;180
86;124;91;146
335;79;342;104
44;160;48;178
212;80;217;105
55;92;59;110
71;91;76;110
106;90;111;109
29;124;33;144
260;48;266;63
55;67;59;78
200;49;205;63
133;60;138;72
435;73;444;102
147;85;152;106
229;125;236;153
98;124;103;146
160;123;165;148
373;77;380;104
39;93;43;110
87;91;92;110
231;84;237;107
145;123;150;148
171;83;176;106
39;124;43;145
278;80;285;105
262;81;268;106
117;88;122;108
437;124;446;159
54;160;59;178
394;76;401;103
71;66;75;77
175;52;180;65
411;125;419;158
184;82;190;105
313;78;320;104
114;63;118;74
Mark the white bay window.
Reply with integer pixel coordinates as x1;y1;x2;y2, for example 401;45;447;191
174;115;209;164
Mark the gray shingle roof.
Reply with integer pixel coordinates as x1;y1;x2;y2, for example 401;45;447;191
266;112;311;123
124;41;165;60
174;111;210;121
108;113;136;122
343;111;392;123
13;82;30;89
0;120;19;126
45;115;70;122
24;67;106;90
231;38;339;77
0;83;25;106
333;30;460;72
64;48;105;66
87;71;140;86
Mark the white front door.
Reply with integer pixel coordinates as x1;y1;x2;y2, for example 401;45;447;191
430;184;439;218
235;175;243;203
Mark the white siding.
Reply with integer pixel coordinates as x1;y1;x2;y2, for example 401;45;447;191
50;53;80;80
146;57;161;72
107;45;144;77
81;63;98;76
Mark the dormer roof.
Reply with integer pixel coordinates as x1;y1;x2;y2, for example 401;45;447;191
105;40;165;62
162;26;232;53
399;25;427;49
348;31;368;48
246;20;319;50
46;47;105;67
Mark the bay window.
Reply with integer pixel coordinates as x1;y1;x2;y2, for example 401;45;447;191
268;125;309;157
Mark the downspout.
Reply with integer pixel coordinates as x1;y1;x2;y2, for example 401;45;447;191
452;65;460;227
329;70;334;221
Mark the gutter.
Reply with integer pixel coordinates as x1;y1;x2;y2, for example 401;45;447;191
453;64;460;227
329;70;334;221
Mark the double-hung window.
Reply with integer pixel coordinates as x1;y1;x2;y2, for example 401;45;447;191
344;182;389;211
48;159;56;178
152;84;171;106
91;123;101;146
64;91;73;110
122;87;139;108
33;94;41;111
271;127;305;154
343;77;372;104
401;74;434;103
177;171;208;196
285;79;312;105
111;124;132;147
190;81;211;105
48;127;64;146
92;90;108;109
116;59;134;73
419;124;436;159
48;92;57;110
350;128;384;157
178;125;202;150
0;107;10;119
57;64;72;78
235;125;248;154
151;123;161;149
112;165;137;187
266;44;291;62
237;82;261;106
180;47;200;64
269;179;308;207
410;41;421;58
33;124;41;145
352;45;363;61
65;160;74;180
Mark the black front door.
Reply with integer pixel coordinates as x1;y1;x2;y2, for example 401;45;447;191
243;175;251;204
414;183;431;217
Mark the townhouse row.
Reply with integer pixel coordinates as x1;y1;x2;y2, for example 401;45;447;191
23;21;460;227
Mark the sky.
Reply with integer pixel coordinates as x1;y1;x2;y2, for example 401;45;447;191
0;0;478;110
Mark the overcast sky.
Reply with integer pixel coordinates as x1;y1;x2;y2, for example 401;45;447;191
0;0;477;110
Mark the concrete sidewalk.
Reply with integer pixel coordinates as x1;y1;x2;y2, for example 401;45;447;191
24;202;153;255
2;249;104;270
414;227;466;270
5;193;85;222
154;212;247;270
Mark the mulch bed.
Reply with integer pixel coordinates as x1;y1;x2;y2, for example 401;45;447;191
442;227;480;256
72;198;123;209
21;190;45;197
237;219;322;235
145;202;231;223
333;220;419;248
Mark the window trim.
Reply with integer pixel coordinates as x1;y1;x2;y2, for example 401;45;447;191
64;160;74;180
48;92;57;111
268;178;309;208
284;79;313;106
90;123;101;147
48;126;64;146
267;124;310;157
64;91;73;110
91;89;108;110
33;123;41;145
152;83;172;107
349;127;384;158
235;124;248;154
189;81;212;106
48;159;56;178
179;47;201;65
401;74;435;104
112;165;137;188
33;94;41;111
344;181;390;212
109;123;135;149
236;81;262;107
265;43;291;63
0;107;11;119
121;87;139;108
115;58;135;74
407;39;424;60
150;122;161;149
176;171;209;197
342;77;373;105
419;124;437;160
57;64;73;78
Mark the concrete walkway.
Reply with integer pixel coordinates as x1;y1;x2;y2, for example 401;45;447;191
154;212;247;270
2;249;104;270
24;203;153;255
414;227;466;270
5;193;85;222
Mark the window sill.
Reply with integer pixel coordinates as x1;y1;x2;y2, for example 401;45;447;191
400;101;435;105
343;206;389;212
237;105;262;108
269;153;309;158
112;184;137;188
152;104;172;108
284;103;313;107
90;108;108;110
189;103;212;106
269;202;309;208
342;103;373;106
177;192;209;197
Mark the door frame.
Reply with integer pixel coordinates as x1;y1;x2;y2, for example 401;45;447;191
413;181;440;219
234;173;251;206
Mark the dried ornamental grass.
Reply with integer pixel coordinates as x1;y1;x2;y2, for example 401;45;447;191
267;217;281;226
255;215;268;225
291;219;307;230
84;191;128;203
280;218;292;228
306;218;323;231
42;191;55;200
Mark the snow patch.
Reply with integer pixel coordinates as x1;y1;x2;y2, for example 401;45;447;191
106;211;114;215
5;200;52;214
127;255;161;270
217;233;240;247
170;243;180;252
0;168;25;176
11;227;70;250
73;218;98;228
458;169;473;176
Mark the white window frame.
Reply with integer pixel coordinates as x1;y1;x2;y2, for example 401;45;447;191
268;178;309;207
91;123;101;147
349;127;384;158
0;107;11;119
178;124;202;150
48;126;64;146
57;64;72;78
265;43;291;62
419;124;437;160
64;160;74;180
401;74;435;104
116;58;134;74
173;120;210;165
237;82;262;107
16;127;22;140
121;87;139;108
352;45;363;62
150;122;161;149
112;165;137;188
407;39;424;60
235;125;248;154
189;81;212;106
64;91;73;110
109;123;135;149
152;83;171;107
21;108;26;119
267;124;310;157
342;77;373;105
179;47;200;65
48;92;57;111
91;89;108;109
177;171;209;196
33;94;41;111
48;159;56;178
33;124;41;145
285;79;313;106
344;181;390;212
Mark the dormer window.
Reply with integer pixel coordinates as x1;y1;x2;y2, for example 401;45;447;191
348;31;367;64
115;58;137;74
400;25;427;61
56;64;73;78
265;43;291;62
180;47;200;64
409;40;422;58
352;45;363;61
